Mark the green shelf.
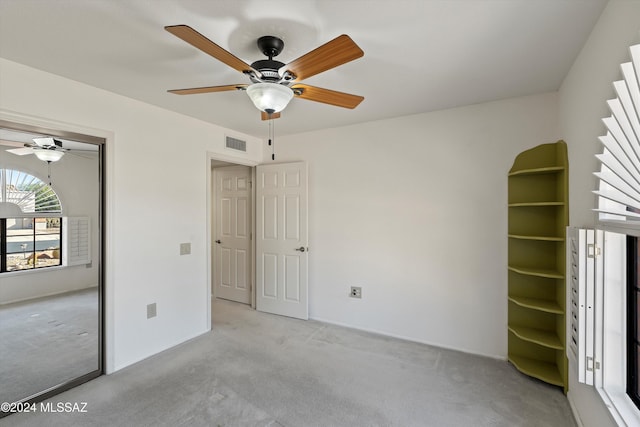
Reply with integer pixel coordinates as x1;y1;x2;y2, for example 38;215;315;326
508;325;563;349
508;202;565;207
508;234;564;242
508;166;565;177
508;295;563;314
508;265;564;279
508;355;564;387
507;140;568;394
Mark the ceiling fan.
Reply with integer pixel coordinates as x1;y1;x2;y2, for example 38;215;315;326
5;137;68;162
3;137;86;162
165;25;365;120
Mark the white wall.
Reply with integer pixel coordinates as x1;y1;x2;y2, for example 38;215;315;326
558;1;640;426
0;144;99;304
269;92;559;358
0;58;263;372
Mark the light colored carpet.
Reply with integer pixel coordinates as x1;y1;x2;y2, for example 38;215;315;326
2;298;576;426
0;288;99;404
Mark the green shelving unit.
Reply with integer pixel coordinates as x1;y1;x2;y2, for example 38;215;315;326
507;140;568;393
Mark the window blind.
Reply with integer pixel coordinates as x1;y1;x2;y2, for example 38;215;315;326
595;43;640;222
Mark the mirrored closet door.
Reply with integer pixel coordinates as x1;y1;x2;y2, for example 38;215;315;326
0;121;103;414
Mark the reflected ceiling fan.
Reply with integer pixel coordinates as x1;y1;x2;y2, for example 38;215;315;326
165;25;365;120
5;138;68;162
2;137;91;162
2;137;72;185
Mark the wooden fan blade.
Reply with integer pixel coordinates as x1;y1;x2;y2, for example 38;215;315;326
168;84;248;95
281;35;364;82
292;84;364;109
165;25;257;75
261;112;281;121
0;139;26;148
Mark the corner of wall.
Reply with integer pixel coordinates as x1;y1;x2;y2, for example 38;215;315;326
558;1;640;426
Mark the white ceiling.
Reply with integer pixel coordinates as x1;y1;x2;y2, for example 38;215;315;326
0;0;607;138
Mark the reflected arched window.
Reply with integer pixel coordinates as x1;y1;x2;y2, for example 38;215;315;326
0;168;62;214
1;168;63;272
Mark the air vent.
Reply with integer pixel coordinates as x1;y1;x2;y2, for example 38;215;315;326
225;136;246;152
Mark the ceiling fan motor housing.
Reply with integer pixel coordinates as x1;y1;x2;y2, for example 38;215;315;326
251;36;290;83
250;59;286;82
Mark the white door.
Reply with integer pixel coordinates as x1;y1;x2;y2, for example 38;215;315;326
256;162;308;319
214;166;251;304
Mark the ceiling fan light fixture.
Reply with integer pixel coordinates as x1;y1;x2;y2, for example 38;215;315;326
246;82;293;114
34;149;64;162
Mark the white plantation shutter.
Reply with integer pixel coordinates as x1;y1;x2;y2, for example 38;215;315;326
595;43;640;221
567;227;599;385
568;228;627;395
62;216;91;266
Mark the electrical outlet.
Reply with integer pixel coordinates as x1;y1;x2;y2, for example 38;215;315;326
180;242;191;255
350;286;362;298
147;303;157;319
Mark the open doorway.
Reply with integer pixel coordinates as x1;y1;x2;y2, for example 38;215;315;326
211;163;253;305
206;156;310;326
207;155;258;328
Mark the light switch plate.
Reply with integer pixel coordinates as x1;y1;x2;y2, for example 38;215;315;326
180;242;191;255
147;303;157;319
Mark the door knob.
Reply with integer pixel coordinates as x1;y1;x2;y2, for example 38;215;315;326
295;246;306;252
215;240;221;244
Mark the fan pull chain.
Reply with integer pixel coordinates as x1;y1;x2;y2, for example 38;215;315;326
268;116;276;160
272;118;276;160
47;161;52;185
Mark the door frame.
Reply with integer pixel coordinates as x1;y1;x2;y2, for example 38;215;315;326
205;151;258;328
